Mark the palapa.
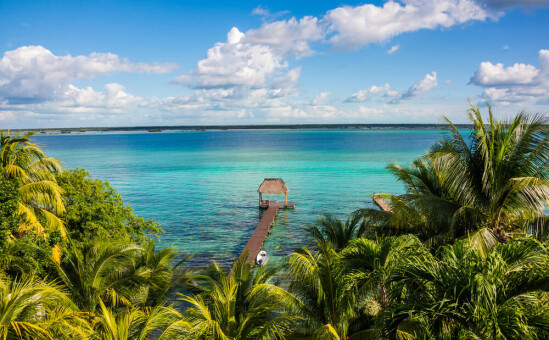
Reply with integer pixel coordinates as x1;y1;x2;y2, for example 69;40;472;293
257;178;289;194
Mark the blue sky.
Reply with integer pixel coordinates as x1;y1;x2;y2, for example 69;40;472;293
0;0;548;128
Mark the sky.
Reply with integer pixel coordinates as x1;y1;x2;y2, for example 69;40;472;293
0;0;548;128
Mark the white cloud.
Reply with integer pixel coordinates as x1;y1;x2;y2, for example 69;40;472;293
471;61;539;85
346;84;391;102
271;67;301;90
177;17;320;90
400;72;438;100
190;27;285;89
346;74;437;105
176;0;491;94
387;44;400;54
471;49;549;103
61;83;144;108
0;45;177;103
312;92;332;105
251;6;290;20
270;67;301;98
324;0;488;50
246;16;323;58
251;6;271;16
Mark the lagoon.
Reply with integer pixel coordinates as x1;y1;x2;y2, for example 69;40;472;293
35;129;444;266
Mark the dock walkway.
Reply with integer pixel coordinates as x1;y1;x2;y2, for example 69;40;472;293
373;196;392;212
235;200;295;265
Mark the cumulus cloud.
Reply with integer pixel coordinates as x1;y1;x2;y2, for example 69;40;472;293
0;45;177;104
270;67;301;98
190;27;285;89
176;0;492;94
387;44;400;54
312;92;332;105
324;0;488;50
346;84;391;102
471;61;539;85
470;49;549;103
178;17;321;91
400;72;438;100
346;74;437;105
246;16;323;58
385;72;438;104
61;83;144;108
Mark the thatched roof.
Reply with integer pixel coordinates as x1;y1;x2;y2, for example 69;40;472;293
258;178;289;194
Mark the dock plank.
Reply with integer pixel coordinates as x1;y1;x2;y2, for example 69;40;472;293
233;200;295;270
373;196;392;212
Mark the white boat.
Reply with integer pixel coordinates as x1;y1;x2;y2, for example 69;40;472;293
256;250;268;266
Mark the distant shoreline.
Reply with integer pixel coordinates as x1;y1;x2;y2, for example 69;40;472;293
15;123;476;135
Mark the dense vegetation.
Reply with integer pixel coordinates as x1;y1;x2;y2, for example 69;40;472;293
0;104;547;339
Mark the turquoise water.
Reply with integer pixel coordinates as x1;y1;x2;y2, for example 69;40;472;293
34;129;444;266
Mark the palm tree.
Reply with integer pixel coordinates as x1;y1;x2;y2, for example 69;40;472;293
0;130;66;239
132;243;194;307
306;213;364;251
342;235;424;309
178;258;297;339
386;237;549;339
0;274;91;339
92;299;181;340
53;242;146;313
258;242;362;339
358;103;549;245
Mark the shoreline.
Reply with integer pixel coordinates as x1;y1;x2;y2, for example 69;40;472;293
15;123;476;135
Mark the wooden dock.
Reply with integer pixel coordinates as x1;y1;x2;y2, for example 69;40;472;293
373;196;392;212
235;200;295;266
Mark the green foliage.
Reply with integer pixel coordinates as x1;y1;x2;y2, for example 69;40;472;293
52;241;189;314
306;213;365;251
0;176;22;246
386;237;549;339
92;299;182;340
56;168;162;245
358;103;549;246
178;258;298;339
0;130;65;237
0;274;91;339
279;242;358;338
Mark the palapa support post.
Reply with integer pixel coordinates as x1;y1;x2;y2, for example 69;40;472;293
257;178;291;209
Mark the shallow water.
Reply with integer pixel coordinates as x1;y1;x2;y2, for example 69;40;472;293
35;129;444;266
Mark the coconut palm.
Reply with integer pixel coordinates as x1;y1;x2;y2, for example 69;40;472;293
178;257;297;339
0;130;65;239
386;237;549;339
53;242;146;313
306;213;365;251
92;299;181;340
132;243;194;307
358;103;549;245
256;242;362;339
0;274;91;339
342;234;424;309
